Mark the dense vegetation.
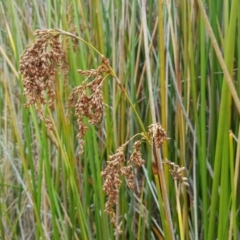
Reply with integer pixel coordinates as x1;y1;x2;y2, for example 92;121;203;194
0;0;239;239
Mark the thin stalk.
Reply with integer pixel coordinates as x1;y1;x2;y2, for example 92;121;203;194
233;127;240;209
158;0;169;188
137;185;145;240
141;0;174;239
54;29;103;56
217;113;230;239
199;0;208;237
110;0;118;147
154;174;169;240
228;131;236;240
196;0;240;114
208;0;219;179
128;2;138;237
187;8;202;240
119;0;126;147
95;0;113;159
175;182;184;240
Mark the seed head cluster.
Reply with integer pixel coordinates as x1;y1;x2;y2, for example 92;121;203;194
19;29;68;129
101;124;174;233
129;140;145;168
101;147;125;233
101;139;145;233
164;160;189;187
68;57;110;154
148;123;169;147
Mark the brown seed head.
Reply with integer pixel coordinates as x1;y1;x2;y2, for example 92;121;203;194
19;29;68;130
101;147;125;232
101;139;145;233
68;57;109;154
164;160;189;187
129;140;145;168
148;123;169;148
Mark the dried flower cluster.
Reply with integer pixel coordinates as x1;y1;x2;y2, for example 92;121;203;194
101;140;145;233
19;29;68;129
101;124;172;233
147;124;189;187
148;123;169;147
164;160;189;187
68;56;110;154
101;147;125;233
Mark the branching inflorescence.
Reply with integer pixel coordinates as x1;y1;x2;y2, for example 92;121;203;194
101;139;146;233
19;29;188;234
19;29;68;130
67;57;111;154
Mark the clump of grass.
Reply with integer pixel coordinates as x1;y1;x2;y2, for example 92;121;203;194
19;28;188;235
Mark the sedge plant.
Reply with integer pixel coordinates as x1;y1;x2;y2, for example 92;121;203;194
19;28;188;238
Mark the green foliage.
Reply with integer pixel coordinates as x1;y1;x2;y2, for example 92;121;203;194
0;0;239;239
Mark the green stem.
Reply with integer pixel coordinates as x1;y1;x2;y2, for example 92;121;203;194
196;0;240;114
199;0;208;237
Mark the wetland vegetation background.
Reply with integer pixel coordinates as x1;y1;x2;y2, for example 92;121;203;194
0;0;240;239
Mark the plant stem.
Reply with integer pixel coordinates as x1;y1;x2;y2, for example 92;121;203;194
196;0;240;114
141;0;175;239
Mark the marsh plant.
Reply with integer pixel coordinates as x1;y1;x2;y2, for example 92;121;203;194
19;28;188;235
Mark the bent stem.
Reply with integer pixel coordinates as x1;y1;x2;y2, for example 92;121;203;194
54;28;103;56
54;28;147;136
54;29;150;144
